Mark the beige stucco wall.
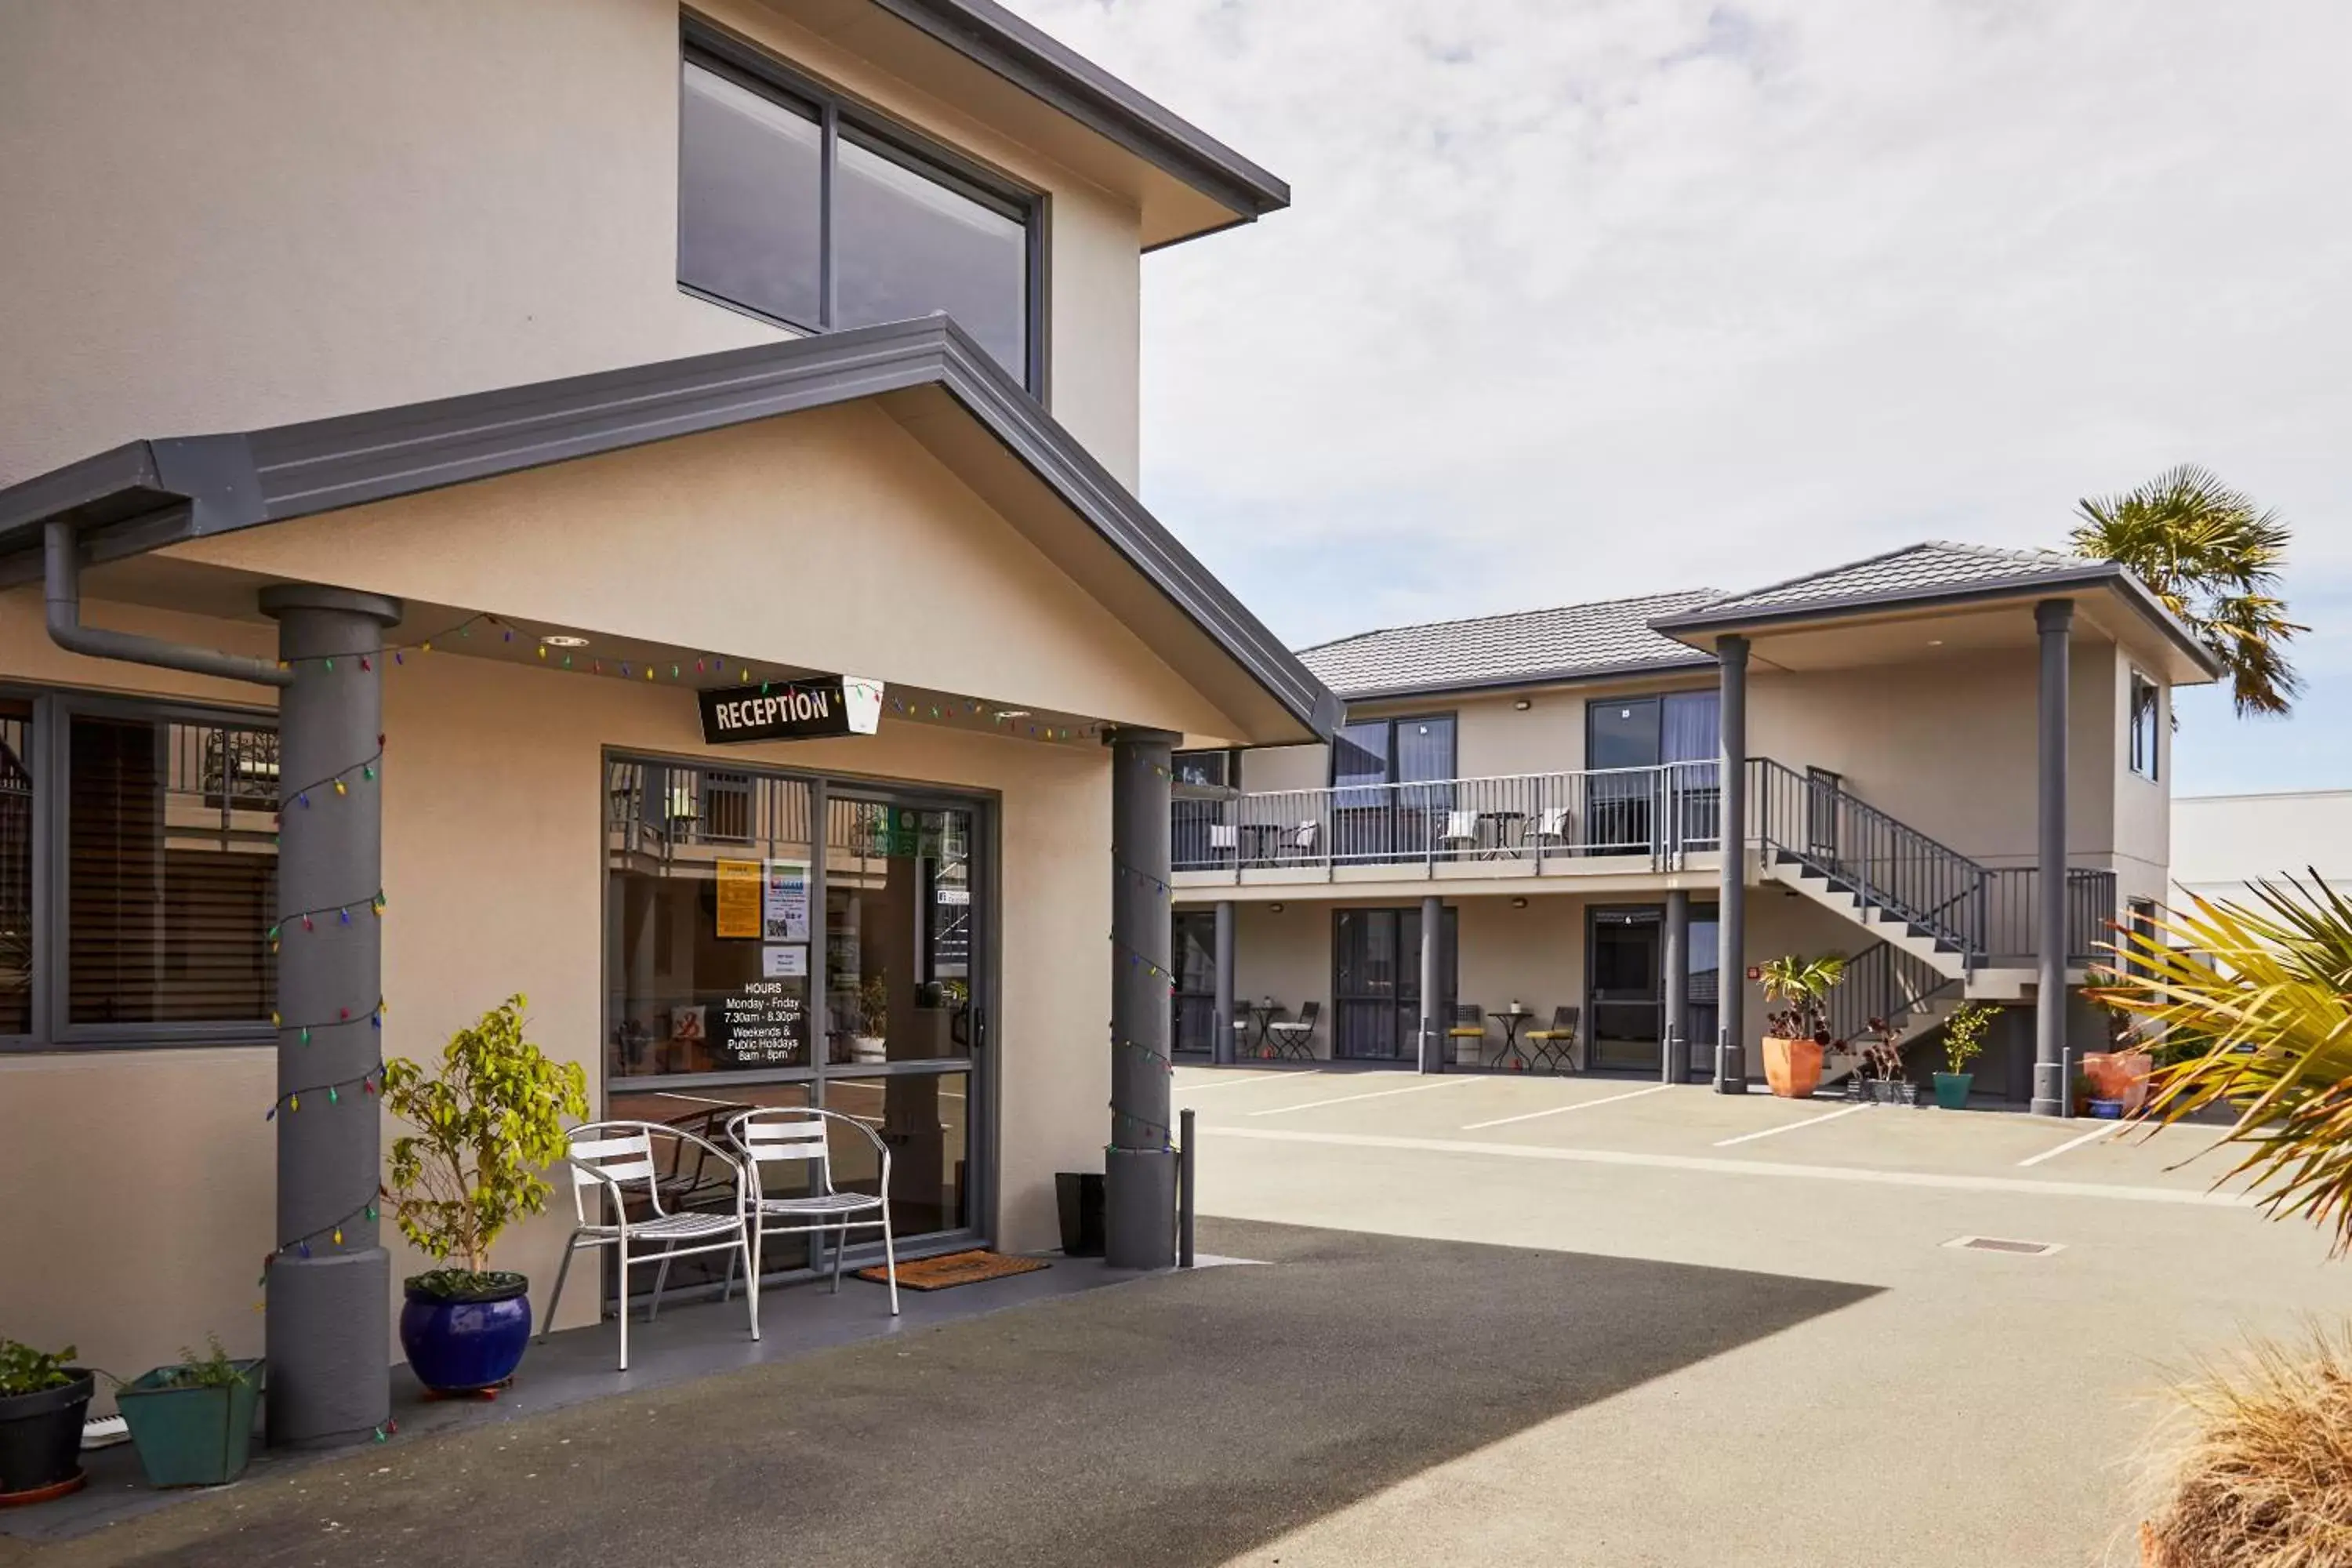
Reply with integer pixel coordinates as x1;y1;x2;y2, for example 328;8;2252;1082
1748;642;2124;869
2109;655;2170;907
0;0;1143;488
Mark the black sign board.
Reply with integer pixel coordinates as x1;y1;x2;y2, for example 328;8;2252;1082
698;677;880;746
712;981;808;1068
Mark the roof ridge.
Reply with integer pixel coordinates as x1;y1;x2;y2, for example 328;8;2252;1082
1922;539;2081;566
1704;539;1934;610
1295;588;1722;654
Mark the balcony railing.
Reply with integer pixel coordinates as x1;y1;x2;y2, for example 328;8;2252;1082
1172;761;1722;877
1983;866;2118;966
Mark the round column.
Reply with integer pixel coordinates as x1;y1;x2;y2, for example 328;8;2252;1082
1105;728;1178;1269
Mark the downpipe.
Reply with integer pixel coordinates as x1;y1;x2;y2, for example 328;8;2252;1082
44;518;289;688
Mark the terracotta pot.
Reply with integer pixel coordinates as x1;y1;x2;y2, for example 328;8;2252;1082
2082;1051;2154;1115
1762;1036;1823;1098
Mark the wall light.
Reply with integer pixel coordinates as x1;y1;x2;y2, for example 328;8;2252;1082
1513;699;1533;711
1268;903;1285;914
1510;897;1529;909
540;634;590;648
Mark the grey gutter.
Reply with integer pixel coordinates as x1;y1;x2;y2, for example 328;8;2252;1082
0;318;1337;739
1314;654;1720;707
44;519;289;688
1648;563;2227;680
864;0;1290;228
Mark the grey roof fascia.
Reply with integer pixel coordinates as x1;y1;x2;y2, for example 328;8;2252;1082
1327;654;1721;706
864;0;1290;227
0;318;1339;739
1649;561;2225;679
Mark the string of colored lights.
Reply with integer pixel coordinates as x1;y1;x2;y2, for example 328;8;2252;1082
275;746;383;811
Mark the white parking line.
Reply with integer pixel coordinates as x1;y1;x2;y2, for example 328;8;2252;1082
1174;1071;1325;1094
1714;1102;1869;1147
1462;1083;1675;1131
1212;1126;2253;1208
2016;1119;2127;1167
1246;1076;1483;1117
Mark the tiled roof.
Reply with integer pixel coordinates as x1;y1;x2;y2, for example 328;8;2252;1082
1661;541;2092;622
1296;590;1720;698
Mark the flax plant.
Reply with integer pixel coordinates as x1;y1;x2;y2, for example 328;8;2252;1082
2096;874;2352;1253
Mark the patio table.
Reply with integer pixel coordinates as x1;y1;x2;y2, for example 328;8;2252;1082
1488;1004;1536;1070
1476;810;1527;858
1236;823;1284;865
1246;1000;1286;1059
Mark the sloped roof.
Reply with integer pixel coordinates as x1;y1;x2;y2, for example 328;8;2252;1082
1664;541;2090;620
1297;590;1720;699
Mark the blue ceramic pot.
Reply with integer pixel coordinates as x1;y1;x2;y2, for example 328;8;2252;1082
399;1275;532;1393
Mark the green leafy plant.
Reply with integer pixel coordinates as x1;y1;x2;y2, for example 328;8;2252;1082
1759;953;1846;1044
1939;1003;1998;1076
2097;875;2352;1251
857;971;890;1036
0;1338;78;1396
158;1334;249;1389
2069;464;2304;717
381;995;588;1294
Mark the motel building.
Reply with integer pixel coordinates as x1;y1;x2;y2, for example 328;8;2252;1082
0;3;1335;1446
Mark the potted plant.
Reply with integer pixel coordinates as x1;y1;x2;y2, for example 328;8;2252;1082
1932;1003;1998;1110
115;1335;261;1487
1759;953;1846;1098
0;1339;93;1504
850;971;889;1063
1849;1015;1917;1105
382;994;587;1396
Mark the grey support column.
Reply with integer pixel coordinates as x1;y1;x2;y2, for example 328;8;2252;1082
2031;599;2074;1117
1715;636;1750;1094
1106;728;1178;1269
1212;900;1236;1067
1663;889;1690;1085
260;584;402;1448
1419;894;1445;1074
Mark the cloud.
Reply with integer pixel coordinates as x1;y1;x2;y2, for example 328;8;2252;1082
1002;0;2352;788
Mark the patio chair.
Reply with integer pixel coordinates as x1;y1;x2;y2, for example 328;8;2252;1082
542;1120;756;1372
727;1108;899;1321
1525;1005;1583;1073
1446;1004;1486;1064
1279;819;1319;860
1265;1000;1320;1060
1439;809;1479;858
1208;822;1238;861
1527;805;1573;853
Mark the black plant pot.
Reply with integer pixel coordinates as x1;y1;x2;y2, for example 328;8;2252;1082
1847;1079;1920;1107
0;1370;95;1504
1056;1172;1105;1258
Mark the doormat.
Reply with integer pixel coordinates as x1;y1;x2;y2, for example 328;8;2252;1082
856;1250;1051;1291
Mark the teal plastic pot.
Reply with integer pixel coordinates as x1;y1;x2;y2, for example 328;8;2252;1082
116;1361;262;1487
1932;1072;1973;1110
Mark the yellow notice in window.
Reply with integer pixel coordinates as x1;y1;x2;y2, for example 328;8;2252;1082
715;858;762;939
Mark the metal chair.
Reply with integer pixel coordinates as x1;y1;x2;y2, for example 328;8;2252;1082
727;1108;899;1321
1528;806;1573;854
1439;810;1479;858
543;1120;756;1371
1525;1005;1583;1073
1265;1000;1320;1060
1446;1004;1487;1065
1208;822;1238;862
1279;819;1320;861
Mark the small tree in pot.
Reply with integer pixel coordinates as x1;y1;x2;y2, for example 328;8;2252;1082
1759;953;1845;1098
382;995;587;1395
0;1339;93;1504
1932;1003;1998;1110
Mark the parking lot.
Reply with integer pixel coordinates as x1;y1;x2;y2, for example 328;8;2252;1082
1176;1063;2331;1568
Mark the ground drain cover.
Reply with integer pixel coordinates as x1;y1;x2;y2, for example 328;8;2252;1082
1944;1235;2064;1256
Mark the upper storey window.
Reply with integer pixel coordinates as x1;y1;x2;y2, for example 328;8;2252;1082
678;42;1038;390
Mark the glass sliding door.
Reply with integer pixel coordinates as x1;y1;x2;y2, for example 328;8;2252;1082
1330;714;1456;862
1584;691;1719;853
1333;906;1454;1060
1171;909;1219;1054
1588;906;1663;1072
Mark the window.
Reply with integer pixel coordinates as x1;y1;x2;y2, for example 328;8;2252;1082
677;42;1037;389
2129;672;2161;781
2;693;281;1050
1330;715;1457;800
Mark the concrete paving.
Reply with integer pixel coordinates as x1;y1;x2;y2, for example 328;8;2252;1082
9;1066;2328;1567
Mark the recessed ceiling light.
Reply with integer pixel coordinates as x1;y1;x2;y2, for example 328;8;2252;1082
995;710;1030;720
1928;639;1944;647
541;634;590;648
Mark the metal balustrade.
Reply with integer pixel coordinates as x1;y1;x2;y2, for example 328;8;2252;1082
1827;939;1957;1047
1983;866;2118;965
1749;758;1987;956
1171;761;1722;877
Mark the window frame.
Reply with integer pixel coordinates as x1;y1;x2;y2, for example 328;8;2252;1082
2128;670;2161;782
2;687;282;1054
679;18;1050;397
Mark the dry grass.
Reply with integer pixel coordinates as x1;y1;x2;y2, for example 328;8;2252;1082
2138;1324;2352;1567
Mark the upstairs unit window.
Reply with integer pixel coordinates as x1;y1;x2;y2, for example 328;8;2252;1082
2128;672;2161;781
1333;715;1457;806
678;42;1037;389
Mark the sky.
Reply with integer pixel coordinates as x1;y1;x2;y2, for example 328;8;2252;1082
996;0;2352;796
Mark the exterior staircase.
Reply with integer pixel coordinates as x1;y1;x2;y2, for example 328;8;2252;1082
1747;759;2115;1028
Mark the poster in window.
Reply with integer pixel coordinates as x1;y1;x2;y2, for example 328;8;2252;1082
763;859;811;942
716;858;761;938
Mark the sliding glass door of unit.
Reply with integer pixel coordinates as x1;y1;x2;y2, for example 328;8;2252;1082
1171;909;1218;1054
1330;716;1455;862
1584;691;1720;853
1333;906;1455;1060
1684;910;1720;1078
1587;906;1663;1073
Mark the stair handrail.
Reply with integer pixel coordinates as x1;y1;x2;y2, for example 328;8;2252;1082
1749;758;1991;958
1827;938;1960;1047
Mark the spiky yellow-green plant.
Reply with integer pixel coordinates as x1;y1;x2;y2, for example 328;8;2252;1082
2096;875;2352;1252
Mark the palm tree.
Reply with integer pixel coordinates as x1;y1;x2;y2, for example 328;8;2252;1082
2098;875;2352;1251
2069;464;2304;717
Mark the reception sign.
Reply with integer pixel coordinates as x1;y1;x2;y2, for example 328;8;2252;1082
699;676;883;746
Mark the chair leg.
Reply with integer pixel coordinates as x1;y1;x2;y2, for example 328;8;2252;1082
721;1241;739;1304
743;1225;761;1343
882;1206;899;1317
648;1242;677;1323
830;1222;847;1294
616;1229;630;1373
539;1231;581;1344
